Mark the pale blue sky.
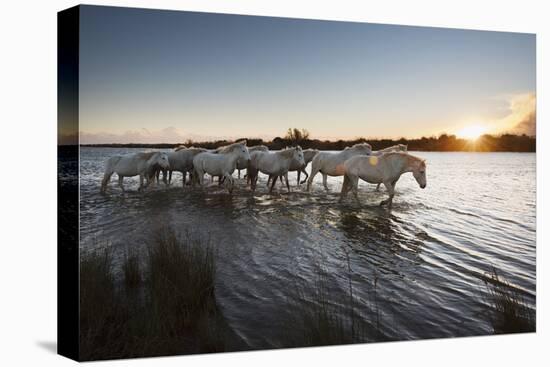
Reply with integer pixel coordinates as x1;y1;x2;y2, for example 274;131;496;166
79;5;536;143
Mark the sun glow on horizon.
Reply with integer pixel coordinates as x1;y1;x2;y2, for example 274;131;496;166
457;124;488;140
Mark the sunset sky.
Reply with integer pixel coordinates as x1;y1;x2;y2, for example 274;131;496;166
76;5;536;144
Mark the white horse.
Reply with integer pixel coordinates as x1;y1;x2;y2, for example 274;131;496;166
158;147;207;186
210;144;269;184
371;144;408;190
268;148;319;186
192;142;250;194
208;141;253;181
340;152;426;207
306;143;372;191
248;146;305;193
235;145;269;179
100;151;170;193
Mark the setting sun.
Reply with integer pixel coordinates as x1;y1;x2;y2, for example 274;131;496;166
457;125;487;140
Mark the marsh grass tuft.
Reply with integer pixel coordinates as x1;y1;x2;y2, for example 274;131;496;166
79;248;131;360
123;250;141;289
285;288;361;347
79;225;225;360
147;227;216;332
482;267;535;334
282;254;373;348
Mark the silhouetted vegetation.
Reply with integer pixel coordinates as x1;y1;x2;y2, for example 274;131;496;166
282;254;383;348
79;225;392;360
285;128;310;145
82;130;535;152
122;249;141;289
81;225;538;359
79;227;227;360
482;267;535;334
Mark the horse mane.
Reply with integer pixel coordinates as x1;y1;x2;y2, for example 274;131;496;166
217;141;246;154
278;146;301;158
187;147;207;153
379;144;406;153
136;151;159;160
249;145;268;152
408;153;426;166
174;145;187;151
346;143;371;151
382;152;424;166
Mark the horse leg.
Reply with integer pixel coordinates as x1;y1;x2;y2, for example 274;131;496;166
285;173;291;192
192;169;201;188
114;175;123;191
306;163;320;191
300;168;309;185
250;169;257;192
351;176;361;204
322;173;329;191
269;175;278;194
339;175;351;202
254;173;260;190
225;174;234;194
163;170;168;186
138;175;144;191
199;171;206;187
100;171;114;193
297;171;301;186
380;181;395;207
238;169;241;179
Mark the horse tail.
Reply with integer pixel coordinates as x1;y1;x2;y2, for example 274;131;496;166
247;159;259;191
192;156;205;186
306;154;322;191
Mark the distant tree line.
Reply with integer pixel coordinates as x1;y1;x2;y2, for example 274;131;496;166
82;129;536;152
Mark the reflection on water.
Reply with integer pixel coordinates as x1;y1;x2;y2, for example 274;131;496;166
78;147;536;346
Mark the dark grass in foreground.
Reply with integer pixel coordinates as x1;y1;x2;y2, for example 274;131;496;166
80;231;535;360
282;254;384;348
282;283;371;347
80;226;381;359
482;267;535;334
79;227;226;360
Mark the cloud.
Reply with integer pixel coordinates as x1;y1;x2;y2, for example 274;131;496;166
498;93;536;136
80;127;207;144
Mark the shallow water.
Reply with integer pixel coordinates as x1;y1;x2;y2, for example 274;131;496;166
79;147;536;346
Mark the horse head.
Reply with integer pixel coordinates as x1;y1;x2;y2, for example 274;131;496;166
412;159;427;189
155;152;170;170
293;146;305;167
236;143;251;162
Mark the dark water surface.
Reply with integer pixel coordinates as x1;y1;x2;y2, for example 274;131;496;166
79;147;536;347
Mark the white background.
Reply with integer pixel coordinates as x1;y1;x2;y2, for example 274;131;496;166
0;0;546;365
